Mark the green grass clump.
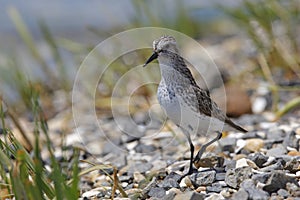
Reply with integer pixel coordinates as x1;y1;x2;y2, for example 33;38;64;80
223;0;300;77
0;87;80;199
222;0;300;114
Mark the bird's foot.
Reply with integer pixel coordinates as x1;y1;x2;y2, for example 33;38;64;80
177;167;197;183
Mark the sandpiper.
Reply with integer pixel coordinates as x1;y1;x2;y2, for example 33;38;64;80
144;35;247;179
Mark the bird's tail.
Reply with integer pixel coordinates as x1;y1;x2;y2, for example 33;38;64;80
225;118;247;133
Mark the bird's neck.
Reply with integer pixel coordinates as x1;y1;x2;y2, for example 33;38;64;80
158;53;191;86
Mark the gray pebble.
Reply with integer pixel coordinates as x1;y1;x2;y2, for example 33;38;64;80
215;172;226;181
118;175;132;182
174;191;205;200
284;157;300;173
128;162;153;175
231;188;249;200
252;173;271;184
110;153;127;168
163;191;177;200
224;159;236;171
242;131;263;139
190;170;216;186
102;139;122;155
225;166;252;189
260;159;284;172
148;187;166;198
286;182;300;197
283;130;299;149
219;137;237;152
237;114;266;127
134;143;156;153
266;145;287;157
206;182;224;193
241;179;269;200
277;189;289;198
263;170;298;193
157;172;180;189
248;152;268;168
266;128;285;141
133;111;149;125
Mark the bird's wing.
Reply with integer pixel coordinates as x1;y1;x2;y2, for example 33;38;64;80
191;85;247;132
191;85;226;121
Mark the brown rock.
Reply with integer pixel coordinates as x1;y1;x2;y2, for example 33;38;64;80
244;138;264;152
211;84;252;117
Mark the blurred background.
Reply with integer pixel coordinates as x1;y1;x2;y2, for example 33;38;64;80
0;0;299;117
0;0;299;198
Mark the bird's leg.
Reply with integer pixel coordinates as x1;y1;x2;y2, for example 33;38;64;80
178;132;196;183
193;131;222;164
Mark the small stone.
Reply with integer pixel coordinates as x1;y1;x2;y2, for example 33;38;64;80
133;111;149;125
266;128;285;141
190;170;216;186
236;139;246;153
205;193;225;200
164;188;180;200
96;190;107;198
283;131;299;149
128;162;153;174
277;189;289;198
263;171;298;193
248;152;268;168
102;139;122;155
110;153;127;168
82;189;102;198
206;182;224;193
225;166;252;189
182;176;193;188
224;159;236;171
286;182;300;197
231;188;248;200
241;179;269;200
244;138;264;152
287;150;300;156
241;131;261;139
236;158;249;168
119;175;132;183
252;173;271;184
246;159;259;169
148;187;166;198
215;172;226;181
195;186;206;192
157;172;180;189
260;159;284;172
134;143;156;153
252;96;267;113
174;191;205;200
126;188;143;195
284;157;300;173
151;160;167;171
219;137;237;152
194;153;224;169
133;172;145;183
221;188;237;198
266;145;287;157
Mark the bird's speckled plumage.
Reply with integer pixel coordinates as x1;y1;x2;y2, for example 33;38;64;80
144;35;247;178
152;36;247;135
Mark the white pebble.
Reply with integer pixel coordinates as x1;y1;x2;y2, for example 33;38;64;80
252;97;267;113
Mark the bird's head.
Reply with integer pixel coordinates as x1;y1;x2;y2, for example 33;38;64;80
144;35;179;67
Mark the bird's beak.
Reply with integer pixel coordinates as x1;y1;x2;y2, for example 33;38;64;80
143;52;158;67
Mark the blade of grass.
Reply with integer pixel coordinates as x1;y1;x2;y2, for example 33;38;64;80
275;96;300;120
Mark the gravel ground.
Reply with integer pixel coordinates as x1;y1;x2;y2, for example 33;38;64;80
64;103;300;200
